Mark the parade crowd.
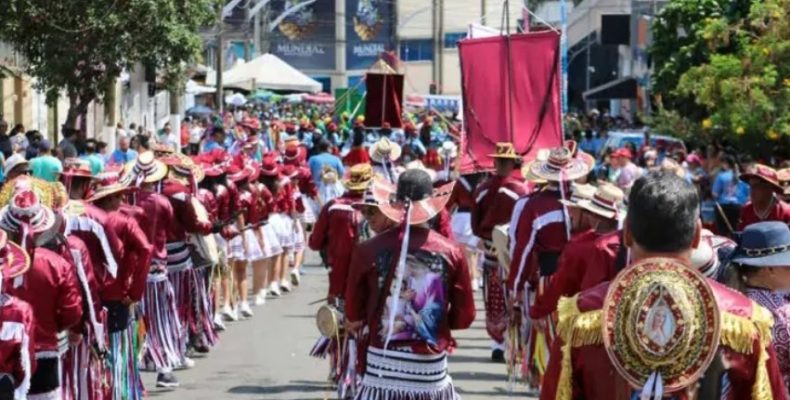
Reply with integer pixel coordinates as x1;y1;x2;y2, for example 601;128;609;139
0;99;787;400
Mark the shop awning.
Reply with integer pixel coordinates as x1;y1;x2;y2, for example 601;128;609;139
583;77;637;100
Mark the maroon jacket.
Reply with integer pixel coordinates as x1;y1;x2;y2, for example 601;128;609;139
471;170;529;241
507;188;570;293
309;192;364;297
64;201;122;295
345;227;475;355
0;296;36;388
540;278;788;400
135;191;175;268
8;248;82;354
102;210;153;302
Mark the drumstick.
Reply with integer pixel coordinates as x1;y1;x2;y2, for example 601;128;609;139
308;297;328;305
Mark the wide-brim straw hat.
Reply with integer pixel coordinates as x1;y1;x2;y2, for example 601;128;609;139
0;230;30;279
0;189;57;235
740;164;784;193
558;182;597;208
87;172;135;203
61;158;94;179
370;175;455;226
489;142;521;160
125;151;168;184
778;167;790;195
369;137;402;163
574;184;625;220
522;149;551;183
162;153;205;184
343;163;374;191
529;142;590;182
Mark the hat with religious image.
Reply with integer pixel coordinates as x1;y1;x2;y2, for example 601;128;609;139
602;258;720;397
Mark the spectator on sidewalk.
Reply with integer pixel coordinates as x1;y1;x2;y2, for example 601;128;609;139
30;140;63;182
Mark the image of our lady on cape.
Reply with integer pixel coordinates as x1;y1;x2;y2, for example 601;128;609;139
380;254;446;346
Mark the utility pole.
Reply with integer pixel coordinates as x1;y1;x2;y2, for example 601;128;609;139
481;0;486;25
431;0;439;93
438;0;444;94
216;3;224;114
244;0;252;61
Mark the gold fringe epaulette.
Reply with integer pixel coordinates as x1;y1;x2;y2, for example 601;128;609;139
555;295;603;400
719;301;775;400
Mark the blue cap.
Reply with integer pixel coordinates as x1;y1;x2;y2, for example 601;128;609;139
731;221;790;267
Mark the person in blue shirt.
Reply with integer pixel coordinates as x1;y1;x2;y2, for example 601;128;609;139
202;128;226;153
711;154;742;236
110;135;137;165
308;139;344;186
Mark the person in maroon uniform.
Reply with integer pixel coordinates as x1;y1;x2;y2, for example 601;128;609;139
308;163;373;387
507;144;591;384
60;160;122;311
345;169;475;400
251;157;283;306
0;229;36;400
541;171;788;400
530;183;624;322
309;163;373;304
739;164;790;229
88;171;152;400
160;155;215;352
471;142;529;361
1;189;83;400
226;163;264;318
126;151;184;388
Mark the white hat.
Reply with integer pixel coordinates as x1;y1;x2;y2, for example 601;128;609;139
4;154;29;176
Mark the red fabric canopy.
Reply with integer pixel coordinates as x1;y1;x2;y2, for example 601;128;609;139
458;31;563;172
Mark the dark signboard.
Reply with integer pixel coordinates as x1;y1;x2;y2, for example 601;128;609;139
269;0;336;70
345;0;395;70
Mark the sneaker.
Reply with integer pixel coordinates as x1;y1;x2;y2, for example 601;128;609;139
176;357;195;370
156;372;180;388
491;349;505;363
222;305;238;322
290;270;301;287
254;292;266;306
280;279;292;293
240;302;254;318
269;282;281;297
213;314;226;331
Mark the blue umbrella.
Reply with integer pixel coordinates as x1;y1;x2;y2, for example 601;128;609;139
186;105;213;116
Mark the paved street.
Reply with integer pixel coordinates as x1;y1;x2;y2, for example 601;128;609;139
142;250;537;400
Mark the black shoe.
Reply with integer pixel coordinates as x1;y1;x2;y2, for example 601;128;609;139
193;345;210;354
156;372;180;388
491;349;505;363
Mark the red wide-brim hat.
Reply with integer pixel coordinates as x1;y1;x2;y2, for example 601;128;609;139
370;178;455;225
0;230;29;279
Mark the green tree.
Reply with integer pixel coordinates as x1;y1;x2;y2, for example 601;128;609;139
0;0;218;128
650;0;790;155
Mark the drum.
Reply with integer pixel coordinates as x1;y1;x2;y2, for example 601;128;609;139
187;197;220;266
316;304;345;338
492;223;511;270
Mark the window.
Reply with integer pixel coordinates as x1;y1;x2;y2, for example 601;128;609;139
399;39;433;62
444;32;466;49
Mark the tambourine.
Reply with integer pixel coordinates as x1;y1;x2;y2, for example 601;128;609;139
316;304;345;338
492;223;511;270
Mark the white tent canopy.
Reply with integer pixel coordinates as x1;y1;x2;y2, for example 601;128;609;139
206;53;322;93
